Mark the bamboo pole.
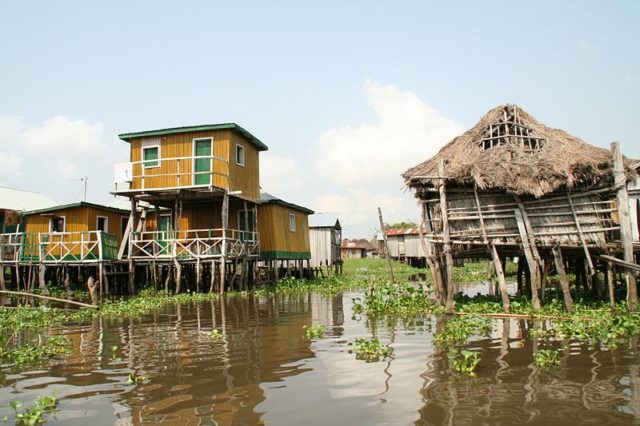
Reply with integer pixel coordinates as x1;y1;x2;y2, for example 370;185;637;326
474;188;510;312
439;160;455;314
551;245;573;312
377;207;395;283
0;290;97;308
611;141;638;311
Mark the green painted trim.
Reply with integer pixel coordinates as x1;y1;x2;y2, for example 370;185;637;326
21;202;129;216
118;123;268;151
260;196;314;214
261;251;311;260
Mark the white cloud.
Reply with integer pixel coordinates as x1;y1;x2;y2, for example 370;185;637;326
315;80;464;186
260;154;304;193
22;116;106;154
0;150;23;180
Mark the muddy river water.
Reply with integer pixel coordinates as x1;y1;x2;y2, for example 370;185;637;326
1;292;640;425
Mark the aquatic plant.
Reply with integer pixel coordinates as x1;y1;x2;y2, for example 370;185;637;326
10;394;58;425
302;324;324;339
127;372;146;385
210;329;224;342
352;280;442;318
434;316;492;348
533;349;561;368
449;349;481;375
348;337;393;362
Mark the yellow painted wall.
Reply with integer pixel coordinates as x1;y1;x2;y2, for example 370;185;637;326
258;204;310;255
128;130;261;203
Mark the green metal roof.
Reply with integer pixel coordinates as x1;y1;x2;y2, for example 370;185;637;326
21;202;130;216
118;123;268;151
260;192;314;214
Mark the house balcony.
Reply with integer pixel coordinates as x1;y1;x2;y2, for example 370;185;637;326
128;228;259;261
0;231;118;264
112;154;230;197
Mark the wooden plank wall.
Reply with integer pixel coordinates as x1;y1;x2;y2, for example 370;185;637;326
228;132;261;203
129;130;231;190
258;204;310;255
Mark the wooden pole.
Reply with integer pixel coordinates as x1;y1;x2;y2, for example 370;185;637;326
173;257;182;294
611;141;638;311
418;216;444;304
438;160;455;314
474;188;509;312
220;191;229;294
567;192;595;275
606;261;617;312
377;207;395;283
514;209;541;310
0;290;97;309
551;245;573;312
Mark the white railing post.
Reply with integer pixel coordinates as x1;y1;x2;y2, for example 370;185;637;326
97;231;103;261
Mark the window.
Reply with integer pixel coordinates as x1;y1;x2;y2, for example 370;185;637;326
235;144;245;166
50;216;65;233
289;213;296;232
238;210;255;241
142;146;159;168
97;216;108;232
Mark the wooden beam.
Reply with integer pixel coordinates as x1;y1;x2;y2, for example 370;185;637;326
514;209;541;310
377;207;395;283
611;141;638;311
418;208;445;305
599;254;640;274
566;192;595;275
0;290;97;309
439;160;455;314
551;245;573;312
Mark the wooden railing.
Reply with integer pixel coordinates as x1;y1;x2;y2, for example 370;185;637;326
113;154;229;193
0;232;117;263
129;228;259;260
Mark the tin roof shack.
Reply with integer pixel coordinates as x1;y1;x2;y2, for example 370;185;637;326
341;239;376;259
403;104;639;313
385;228;427;267
309;213;342;273
258;192;313;279
113;123;267;293
0;186;57;234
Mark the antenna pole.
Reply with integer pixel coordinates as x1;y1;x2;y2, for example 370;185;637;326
83;177;88;202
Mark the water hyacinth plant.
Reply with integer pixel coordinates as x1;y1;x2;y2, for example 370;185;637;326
302;324;325;339
533;349;561;368
449;349;481;376
348;337;393;362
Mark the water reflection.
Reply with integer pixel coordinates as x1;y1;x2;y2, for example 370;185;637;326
1;293;639;425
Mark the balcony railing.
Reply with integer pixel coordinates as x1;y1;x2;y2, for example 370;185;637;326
129;228;259;260
0;231;118;263
113;154;229;193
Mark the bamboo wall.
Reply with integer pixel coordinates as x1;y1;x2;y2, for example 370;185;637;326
128;129;261;203
258;204;310;259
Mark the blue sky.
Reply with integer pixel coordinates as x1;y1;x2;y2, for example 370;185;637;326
1;1;638;237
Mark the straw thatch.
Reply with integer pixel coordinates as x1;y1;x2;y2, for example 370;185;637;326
403;104;636;197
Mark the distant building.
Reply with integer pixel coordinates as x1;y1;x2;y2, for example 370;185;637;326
340;238;376;259
309;213;342;272
385;227;427;267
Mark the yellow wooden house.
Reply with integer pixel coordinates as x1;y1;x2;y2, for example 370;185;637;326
19;202;129;263
112;123;268;291
258;192;313;262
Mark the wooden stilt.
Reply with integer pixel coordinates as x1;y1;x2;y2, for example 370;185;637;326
173;258;182;294
514;209;541;310
567;192;595;275
606;261;616;312
377;207;395;283
611;141;637;311
220;191;229;293
87;276;98;306
196;257;202;293
419;203;445;304
552;245;573;312
209;260;216;293
98;263;104;300
438;160;455;314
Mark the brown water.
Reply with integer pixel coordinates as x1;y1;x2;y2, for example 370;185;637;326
2;292;640;425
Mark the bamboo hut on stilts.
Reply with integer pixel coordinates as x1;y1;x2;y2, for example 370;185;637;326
403;104;639;313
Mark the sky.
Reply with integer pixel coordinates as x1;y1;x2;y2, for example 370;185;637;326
1;1;639;238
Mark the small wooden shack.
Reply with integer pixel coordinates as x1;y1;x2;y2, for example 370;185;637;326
309;213;342;273
385;228;426;267
403;104;639;313
341;239;376;259
257;192;313;279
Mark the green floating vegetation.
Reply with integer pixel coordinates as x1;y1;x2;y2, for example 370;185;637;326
10;394;58;425
434;316;492;348
348;337;393;362
449;349;481;376
210;329;224;342
533;349;561;368
302;324;325;340
352;281;442;318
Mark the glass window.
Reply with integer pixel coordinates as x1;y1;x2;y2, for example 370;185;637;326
143;146;159;168
236;144;245;166
289;213;296;232
50;217;65;233
97;216;108;232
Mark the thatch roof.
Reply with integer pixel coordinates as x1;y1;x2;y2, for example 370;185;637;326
403;104;636;197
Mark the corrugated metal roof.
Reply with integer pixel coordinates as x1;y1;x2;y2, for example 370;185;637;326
118;123;268;151
385;227;424;236
260;192;314;214
309;213;341;229
341;238;375;250
0;186;57;212
22;201;130;216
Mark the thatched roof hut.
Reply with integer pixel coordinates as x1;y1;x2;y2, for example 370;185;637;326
403;104;638;313
404;104;636;197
